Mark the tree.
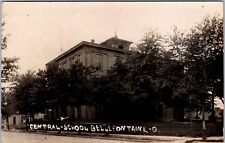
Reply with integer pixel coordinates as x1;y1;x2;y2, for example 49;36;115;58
1;21;19;130
92;59;132;121
93;30;178;122
166;26;187;61
1;22;19;83
178;15;223;140
1;89;17;129
45;62;95;134
67;62;95;134
14;71;37;115
14;70;48;130
162;26;190;121
45;64;70;120
125;30;176;121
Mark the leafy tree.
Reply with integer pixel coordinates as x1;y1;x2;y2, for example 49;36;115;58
1;89;17;129
1;21;19;130
45;62;95;134
66;62;94;131
93;30;178;122
92;59;132;121
1;22;19;83
45;64;70;119
15;71;38;116
184;15;223;111
162;27;189;121
137;29;164;55
1;57;19;83
13;70;48;131
35;70;49;113
166;26;187;60
126;30;175;121
176;15;223;140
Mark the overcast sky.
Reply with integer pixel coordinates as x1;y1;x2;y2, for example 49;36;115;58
2;2;223;74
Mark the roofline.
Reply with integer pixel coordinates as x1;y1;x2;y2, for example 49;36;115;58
100;37;133;45
46;41;126;66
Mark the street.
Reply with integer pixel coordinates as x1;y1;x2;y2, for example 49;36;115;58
1;131;223;143
2;131;138;143
1;131;185;143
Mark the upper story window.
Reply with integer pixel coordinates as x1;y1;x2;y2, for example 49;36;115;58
77;55;80;61
112;43;119;48
69;56;75;66
95;54;103;72
118;45;124;49
75;54;80;63
59;60;68;69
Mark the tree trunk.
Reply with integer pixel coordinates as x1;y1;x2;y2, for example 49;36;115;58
6;115;10;130
209;91;216;122
105;122;109;136
202;109;207;141
31;113;35;122
211;90;215;118
77;105;81;135
52;109;54;121
25;114;28;131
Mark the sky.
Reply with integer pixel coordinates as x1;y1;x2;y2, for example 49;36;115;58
1;2;223;74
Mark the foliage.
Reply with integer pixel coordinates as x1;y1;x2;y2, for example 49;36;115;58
14;71;41;115
66;62;94;106
45;64;70;111
1;90;17;117
1;57;19;83
1;22;19;83
92;59;132;121
1;22;19;124
181;15;223;112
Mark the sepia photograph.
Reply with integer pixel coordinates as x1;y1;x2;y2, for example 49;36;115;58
1;2;223;143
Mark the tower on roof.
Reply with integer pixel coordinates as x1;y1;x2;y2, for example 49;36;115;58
100;36;132;52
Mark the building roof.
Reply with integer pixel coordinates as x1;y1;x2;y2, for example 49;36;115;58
46;40;127;66
100;37;133;45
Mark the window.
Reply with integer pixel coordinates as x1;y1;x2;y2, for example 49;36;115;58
74;54;81;63
96;54;103;71
69;56;75;66
77;55;80;61
112;43;118;48
59;60;68;69
118;45;124;49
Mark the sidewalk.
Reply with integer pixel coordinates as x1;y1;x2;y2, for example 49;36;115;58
3;129;223;143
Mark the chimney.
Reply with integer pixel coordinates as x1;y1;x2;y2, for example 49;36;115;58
91;39;95;43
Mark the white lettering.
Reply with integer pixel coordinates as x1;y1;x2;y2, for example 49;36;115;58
152;126;157;133
116;126;121;131
75;125;79;131
127;126;131;131
96;125;100;131
37;124;42;129
121;126;126;131
48;124;51;130
30;124;33;130
131;126;135;132
79;125;84;131
43;124;47;129
91;125;96;132
64;124;67;130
